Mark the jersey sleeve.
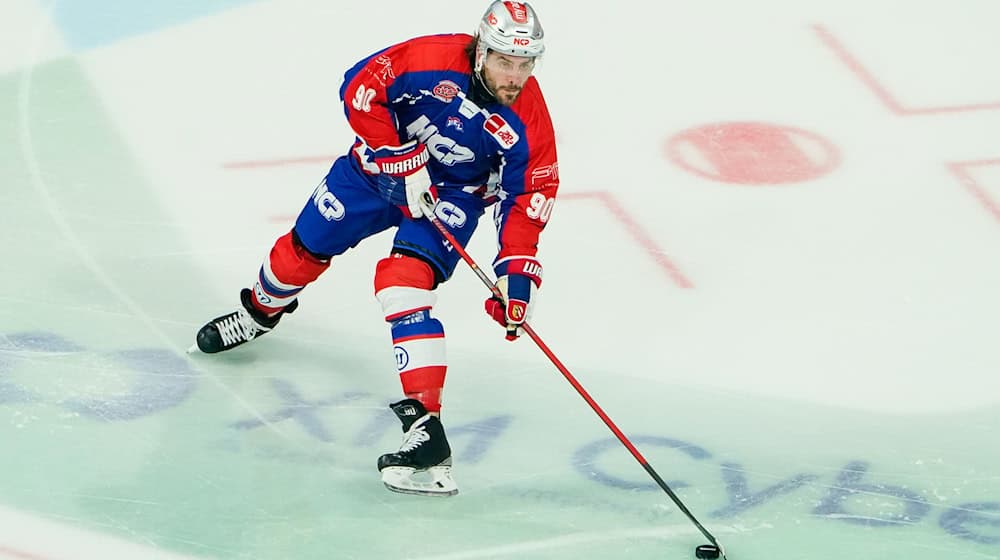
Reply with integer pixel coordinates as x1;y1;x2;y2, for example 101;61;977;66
493;79;559;265
339;44;407;151
339;35;473;175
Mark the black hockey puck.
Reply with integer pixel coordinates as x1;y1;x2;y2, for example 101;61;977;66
695;544;721;559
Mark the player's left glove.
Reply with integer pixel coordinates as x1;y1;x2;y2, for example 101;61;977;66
484;257;542;341
372;141;437;219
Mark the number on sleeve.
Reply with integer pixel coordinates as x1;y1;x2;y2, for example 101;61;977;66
525;192;554;223
352;85;375;112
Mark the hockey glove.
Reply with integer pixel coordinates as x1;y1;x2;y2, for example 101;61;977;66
484;257;542;341
373;141;437;219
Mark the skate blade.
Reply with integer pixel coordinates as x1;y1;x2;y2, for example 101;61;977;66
380;466;458;497
186;343;200;354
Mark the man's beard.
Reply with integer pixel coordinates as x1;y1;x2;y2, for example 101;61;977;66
485;77;522;106
496;87;521;105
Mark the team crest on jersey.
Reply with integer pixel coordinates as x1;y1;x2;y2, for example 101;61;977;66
446;116;464;132
432;80;460;102
484;114;520;148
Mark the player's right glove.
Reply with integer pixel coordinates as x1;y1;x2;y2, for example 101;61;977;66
372;141;437;219
484;257;542;341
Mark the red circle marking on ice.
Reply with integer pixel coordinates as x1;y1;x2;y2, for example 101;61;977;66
666;122;840;185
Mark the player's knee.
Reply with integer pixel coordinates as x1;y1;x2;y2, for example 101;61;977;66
267;230;331;286
252;230;331;313
374;254;437;321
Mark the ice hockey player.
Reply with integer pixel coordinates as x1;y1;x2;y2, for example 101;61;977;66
192;0;558;497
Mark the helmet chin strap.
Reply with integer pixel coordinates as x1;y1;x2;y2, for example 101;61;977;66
473;68;498;100
472;44;499;102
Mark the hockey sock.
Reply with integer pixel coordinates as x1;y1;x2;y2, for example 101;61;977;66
375;254;446;413
252;230;330;315
390;310;447;413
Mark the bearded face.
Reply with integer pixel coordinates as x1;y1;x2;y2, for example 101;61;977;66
480;51;536;106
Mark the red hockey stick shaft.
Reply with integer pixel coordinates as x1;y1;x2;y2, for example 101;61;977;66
417;194;726;555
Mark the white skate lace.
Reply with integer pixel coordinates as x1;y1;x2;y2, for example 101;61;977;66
216;309;262;347
398;425;430;453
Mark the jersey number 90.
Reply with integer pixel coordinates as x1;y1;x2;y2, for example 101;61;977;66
525;192;554;223
352;85;375;113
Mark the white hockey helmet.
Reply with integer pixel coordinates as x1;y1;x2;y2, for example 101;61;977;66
474;1;545;71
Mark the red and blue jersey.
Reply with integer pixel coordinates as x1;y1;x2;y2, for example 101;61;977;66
338;33;559;262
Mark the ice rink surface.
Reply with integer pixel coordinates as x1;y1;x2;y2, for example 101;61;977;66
2;1;999;558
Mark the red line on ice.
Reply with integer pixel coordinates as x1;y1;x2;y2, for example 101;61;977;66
0;546;56;560
560;191;694;289
813;24;1000;115
947;159;1000;223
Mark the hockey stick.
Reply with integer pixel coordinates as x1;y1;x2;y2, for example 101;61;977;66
417;193;728;559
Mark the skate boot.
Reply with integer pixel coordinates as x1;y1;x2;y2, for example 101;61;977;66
377;399;458;497
192;288;297;354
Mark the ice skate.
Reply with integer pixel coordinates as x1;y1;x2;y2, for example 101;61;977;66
377;399;458;497
191;288;297;354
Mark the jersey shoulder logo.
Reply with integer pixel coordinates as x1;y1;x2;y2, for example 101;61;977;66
484;114;520;149
366;55;395;86
530;162;558;187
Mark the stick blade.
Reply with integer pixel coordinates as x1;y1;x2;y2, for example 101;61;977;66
695;544;721;559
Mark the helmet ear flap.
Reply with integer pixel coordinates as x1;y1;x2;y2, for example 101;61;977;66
474;41;488;73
